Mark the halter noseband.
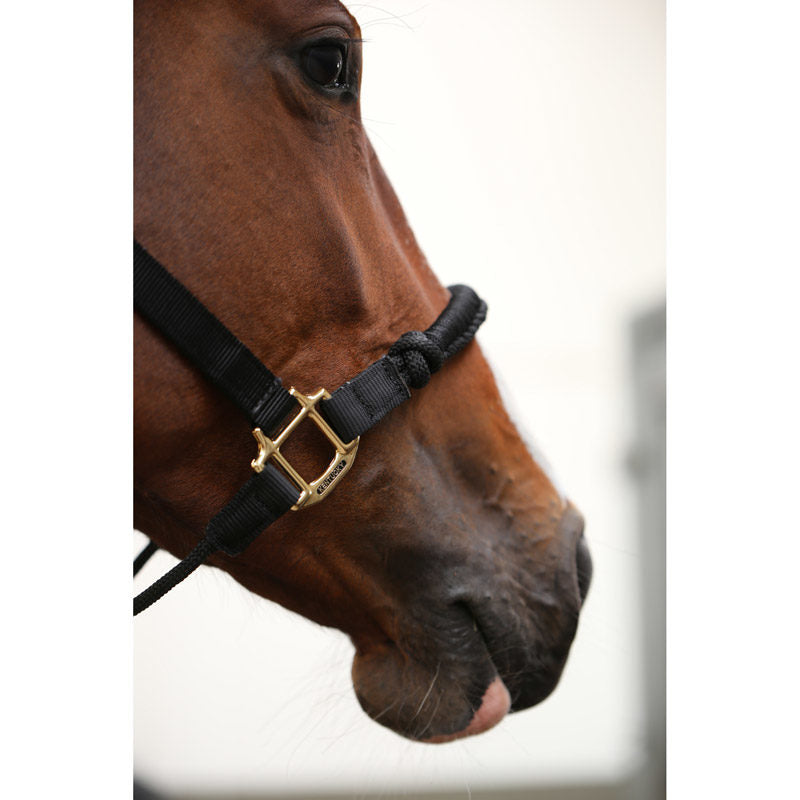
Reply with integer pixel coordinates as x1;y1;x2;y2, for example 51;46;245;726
133;241;487;615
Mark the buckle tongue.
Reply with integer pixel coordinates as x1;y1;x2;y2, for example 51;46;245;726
251;387;359;510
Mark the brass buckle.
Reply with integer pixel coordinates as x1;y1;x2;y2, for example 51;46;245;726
250;387;359;510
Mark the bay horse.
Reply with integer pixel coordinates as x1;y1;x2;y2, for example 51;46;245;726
134;0;592;744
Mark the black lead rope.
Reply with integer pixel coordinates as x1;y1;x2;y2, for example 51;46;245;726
133;241;487;616
133;540;159;577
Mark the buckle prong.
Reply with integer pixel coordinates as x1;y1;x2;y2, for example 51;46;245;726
251;388;359;510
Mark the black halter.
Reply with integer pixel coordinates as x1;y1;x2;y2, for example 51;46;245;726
133;241;487;615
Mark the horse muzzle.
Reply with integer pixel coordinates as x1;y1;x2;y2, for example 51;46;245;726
350;502;591;742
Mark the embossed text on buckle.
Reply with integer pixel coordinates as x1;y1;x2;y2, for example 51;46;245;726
250;388;359;510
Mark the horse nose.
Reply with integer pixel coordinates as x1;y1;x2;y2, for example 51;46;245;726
561;502;592;603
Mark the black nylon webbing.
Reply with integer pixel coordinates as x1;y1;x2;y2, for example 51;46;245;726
205;464;302;556
320;285;487;441
133;240;487;616
320;357;410;443
134;242;296;432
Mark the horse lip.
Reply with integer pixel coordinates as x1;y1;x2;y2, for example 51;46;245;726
421;676;511;743
350;604;503;741
352;504;589;738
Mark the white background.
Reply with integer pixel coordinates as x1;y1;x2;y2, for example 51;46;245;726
133;0;664;793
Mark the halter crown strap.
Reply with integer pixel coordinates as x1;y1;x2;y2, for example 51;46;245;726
133;240;487;615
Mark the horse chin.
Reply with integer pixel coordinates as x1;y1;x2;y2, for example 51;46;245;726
350;640;504;743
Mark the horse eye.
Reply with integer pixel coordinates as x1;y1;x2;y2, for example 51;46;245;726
303;44;346;87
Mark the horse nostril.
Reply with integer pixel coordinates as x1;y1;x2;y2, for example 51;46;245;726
559;502;591;603
576;535;592;602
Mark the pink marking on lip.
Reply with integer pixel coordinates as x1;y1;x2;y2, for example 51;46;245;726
423;676;511;743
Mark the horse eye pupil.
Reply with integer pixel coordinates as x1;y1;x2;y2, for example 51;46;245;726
304;45;344;86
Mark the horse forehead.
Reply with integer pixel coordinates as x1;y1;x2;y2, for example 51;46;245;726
140;0;359;40
237;0;358;35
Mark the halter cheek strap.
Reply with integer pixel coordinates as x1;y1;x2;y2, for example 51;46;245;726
133;241;487;615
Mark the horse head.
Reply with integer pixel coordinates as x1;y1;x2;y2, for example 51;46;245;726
134;0;592;743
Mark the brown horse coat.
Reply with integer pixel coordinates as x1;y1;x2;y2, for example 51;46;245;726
134;0;590;742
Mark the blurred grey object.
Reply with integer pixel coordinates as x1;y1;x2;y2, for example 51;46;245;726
627;303;666;800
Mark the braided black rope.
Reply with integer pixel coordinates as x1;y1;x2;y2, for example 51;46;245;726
387;285;487;389
387;331;444;388
439;300;487;359
133;540;159;577
133;538;218;615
